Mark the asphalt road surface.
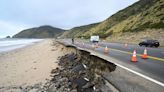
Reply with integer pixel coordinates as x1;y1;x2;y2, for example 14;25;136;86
61;39;164;86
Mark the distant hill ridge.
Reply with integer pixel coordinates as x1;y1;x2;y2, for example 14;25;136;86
60;23;100;38
13;25;65;38
14;0;164;43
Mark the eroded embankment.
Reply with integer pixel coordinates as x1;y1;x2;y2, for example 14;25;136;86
47;42;118;92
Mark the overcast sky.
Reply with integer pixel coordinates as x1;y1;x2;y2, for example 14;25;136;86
0;0;138;37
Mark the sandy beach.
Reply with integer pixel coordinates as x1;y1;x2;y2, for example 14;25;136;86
0;39;65;89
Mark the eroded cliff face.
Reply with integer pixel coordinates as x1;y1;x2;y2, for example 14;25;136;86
47;44;118;92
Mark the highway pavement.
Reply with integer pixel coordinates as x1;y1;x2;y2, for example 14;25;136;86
60;39;164;87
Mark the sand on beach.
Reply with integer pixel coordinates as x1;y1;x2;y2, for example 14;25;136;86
0;39;65;87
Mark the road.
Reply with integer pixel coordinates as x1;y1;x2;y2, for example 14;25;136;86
61;39;164;86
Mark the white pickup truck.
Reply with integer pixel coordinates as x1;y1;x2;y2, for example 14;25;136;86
90;35;99;43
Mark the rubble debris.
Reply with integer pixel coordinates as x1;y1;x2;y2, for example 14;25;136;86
47;49;117;92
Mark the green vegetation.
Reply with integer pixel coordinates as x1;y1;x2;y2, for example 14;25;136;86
85;0;164;36
61;0;164;40
60;23;100;38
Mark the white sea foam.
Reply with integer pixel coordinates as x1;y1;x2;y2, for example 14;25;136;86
0;38;43;53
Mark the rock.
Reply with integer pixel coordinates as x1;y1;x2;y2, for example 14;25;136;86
51;67;59;74
71;77;89;92
56;84;61;89
6;36;11;38
82;82;94;89
48;84;57;92
71;63;86;73
83;87;95;92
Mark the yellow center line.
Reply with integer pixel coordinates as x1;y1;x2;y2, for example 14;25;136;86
100;46;164;62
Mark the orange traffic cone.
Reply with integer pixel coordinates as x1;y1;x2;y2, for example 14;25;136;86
142;48;148;59
131;50;137;62
92;44;95;50
104;46;109;54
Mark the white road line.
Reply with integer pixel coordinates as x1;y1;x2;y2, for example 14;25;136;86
115;63;164;87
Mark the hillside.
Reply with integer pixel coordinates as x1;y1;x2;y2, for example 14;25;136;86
13;25;65;38
84;0;164;38
60;23;100;38
60;0;164;45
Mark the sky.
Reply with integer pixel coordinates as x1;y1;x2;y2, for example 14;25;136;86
0;0;138;38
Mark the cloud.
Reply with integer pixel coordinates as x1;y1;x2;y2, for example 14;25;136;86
0;0;138;37
0;20;30;37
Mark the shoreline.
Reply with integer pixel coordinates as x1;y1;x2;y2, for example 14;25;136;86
0;40;43;54
0;39;43;53
0;39;65;91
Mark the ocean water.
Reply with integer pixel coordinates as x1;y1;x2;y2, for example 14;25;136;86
0;38;43;53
